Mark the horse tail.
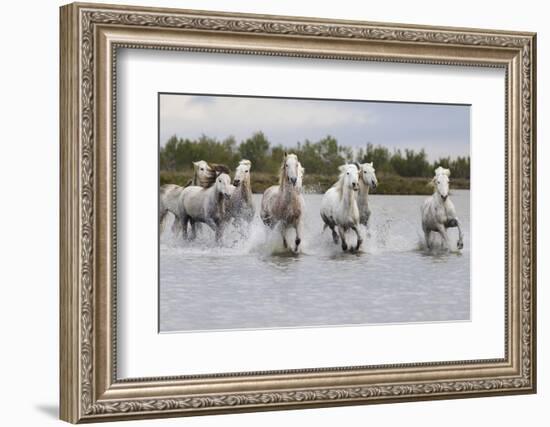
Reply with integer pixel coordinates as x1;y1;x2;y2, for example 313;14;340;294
159;210;168;234
171;217;182;234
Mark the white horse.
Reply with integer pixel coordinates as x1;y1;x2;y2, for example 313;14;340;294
178;172;233;242
260;153;305;253
159;161;230;234
355;162;378;227
226;159;255;225
421;166;464;250
320;164;362;252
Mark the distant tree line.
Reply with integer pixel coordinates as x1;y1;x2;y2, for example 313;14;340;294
355;144;470;179
160;132;470;179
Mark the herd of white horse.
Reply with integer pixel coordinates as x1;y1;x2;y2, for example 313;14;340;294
160;154;464;253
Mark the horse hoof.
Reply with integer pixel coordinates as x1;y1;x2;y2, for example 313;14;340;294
457;241;464;250
342;243;348;251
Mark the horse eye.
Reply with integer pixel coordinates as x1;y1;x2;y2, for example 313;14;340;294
218;179;221;182
347;172;349;175
200;168;204;171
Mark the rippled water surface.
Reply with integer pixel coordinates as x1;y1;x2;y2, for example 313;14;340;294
160;191;470;332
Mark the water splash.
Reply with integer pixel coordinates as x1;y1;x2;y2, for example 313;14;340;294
160;194;467;258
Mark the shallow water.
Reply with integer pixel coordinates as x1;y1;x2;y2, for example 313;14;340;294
159;190;470;332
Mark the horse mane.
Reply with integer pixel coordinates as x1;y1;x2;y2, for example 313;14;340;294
194;163;231;188
210;163;231;175
434;166;451;177
332;167;350;198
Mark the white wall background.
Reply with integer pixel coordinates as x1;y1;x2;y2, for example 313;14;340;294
0;0;545;425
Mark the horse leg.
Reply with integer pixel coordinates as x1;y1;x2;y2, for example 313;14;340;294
352;225;362;251
331;226;339;244
338;226;348;252
215;225;223;243
189;219;197;240
322;214;338;244
281;225;288;249
365;208;371;228
208;219;223;243
181;214;189;240
171;214;182;235
294;220;304;253
436;224;451;249
424;230;431;250
455;218;464;249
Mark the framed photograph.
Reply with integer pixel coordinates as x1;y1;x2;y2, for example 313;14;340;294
60;2;537;423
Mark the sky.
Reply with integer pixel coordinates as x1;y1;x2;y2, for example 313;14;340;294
159;94;470;161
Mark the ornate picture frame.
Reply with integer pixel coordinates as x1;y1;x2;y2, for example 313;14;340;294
60;2;536;423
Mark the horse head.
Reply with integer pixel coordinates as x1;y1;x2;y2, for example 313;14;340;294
192;160;213;187
357;162;378;190
282;153;301;187
433;166;451;202
214;172;233;200
233;159;251;187
339;164;360;191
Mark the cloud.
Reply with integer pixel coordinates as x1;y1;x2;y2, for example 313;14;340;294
161;95;376;141
159;94;469;161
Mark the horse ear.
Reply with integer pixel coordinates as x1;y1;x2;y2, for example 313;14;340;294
444;168;451;177
338;165;347;173
192;161;199;167
368;162;373;167
284;151;288;159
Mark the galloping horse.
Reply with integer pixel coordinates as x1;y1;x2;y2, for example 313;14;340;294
421;166;464;250
354;162;378;227
178;172;233;242
226;159;255;226
320;164;362;252
260;153;305;253
159;161;230;234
